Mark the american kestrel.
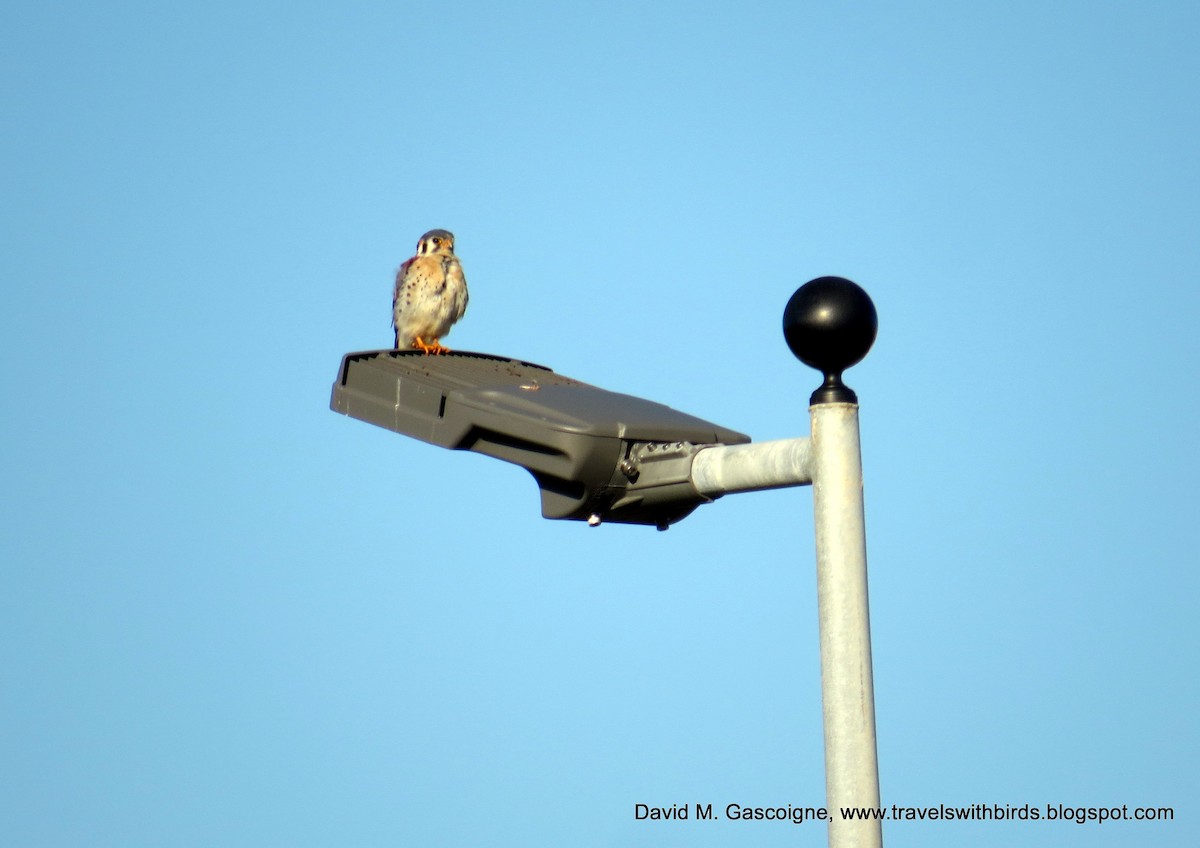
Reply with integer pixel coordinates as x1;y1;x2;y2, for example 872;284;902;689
392;228;469;354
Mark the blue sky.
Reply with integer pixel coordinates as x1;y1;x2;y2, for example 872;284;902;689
3;1;1197;846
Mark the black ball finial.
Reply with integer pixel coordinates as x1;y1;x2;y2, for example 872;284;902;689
783;276;877;405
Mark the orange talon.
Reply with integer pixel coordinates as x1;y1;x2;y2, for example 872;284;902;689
411;336;450;355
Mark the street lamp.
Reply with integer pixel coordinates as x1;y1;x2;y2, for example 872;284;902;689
330;276;882;846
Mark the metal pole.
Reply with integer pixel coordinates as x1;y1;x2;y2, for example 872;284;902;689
811;401;881;848
782;276;882;847
689;437;813;497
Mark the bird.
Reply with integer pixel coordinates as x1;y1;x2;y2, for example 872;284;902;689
392;228;469;354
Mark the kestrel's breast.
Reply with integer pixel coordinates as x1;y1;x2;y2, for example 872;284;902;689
393;255;468;342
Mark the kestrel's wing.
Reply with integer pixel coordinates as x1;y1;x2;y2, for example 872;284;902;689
392;257;415;332
446;257;468;321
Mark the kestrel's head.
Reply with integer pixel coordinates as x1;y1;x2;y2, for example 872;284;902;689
415;229;455;256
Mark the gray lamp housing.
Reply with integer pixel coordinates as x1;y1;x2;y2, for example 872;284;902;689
330;350;749;527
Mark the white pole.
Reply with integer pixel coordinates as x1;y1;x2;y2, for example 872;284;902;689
689;437;813;497
811;402;882;848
